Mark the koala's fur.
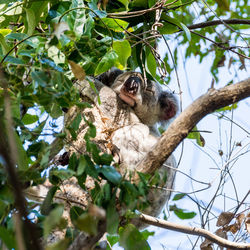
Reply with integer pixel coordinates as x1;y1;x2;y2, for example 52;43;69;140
26;69;178;243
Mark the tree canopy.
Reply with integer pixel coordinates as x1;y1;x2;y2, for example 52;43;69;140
0;0;249;249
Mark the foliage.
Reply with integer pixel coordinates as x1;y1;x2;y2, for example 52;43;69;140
0;0;249;249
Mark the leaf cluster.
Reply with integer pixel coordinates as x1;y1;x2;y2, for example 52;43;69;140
0;0;248;249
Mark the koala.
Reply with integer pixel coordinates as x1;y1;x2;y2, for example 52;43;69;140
97;68;178;130
96;69;179;222
26;69;178;245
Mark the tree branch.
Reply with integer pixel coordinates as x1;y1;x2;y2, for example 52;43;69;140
135;78;250;176
138;213;250;249
0;68;42;249
187;19;250;30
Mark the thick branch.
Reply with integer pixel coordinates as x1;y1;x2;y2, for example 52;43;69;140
187;19;250;30
138;213;250;249
136;78;250;176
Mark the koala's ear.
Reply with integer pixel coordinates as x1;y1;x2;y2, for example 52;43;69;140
96;68;124;86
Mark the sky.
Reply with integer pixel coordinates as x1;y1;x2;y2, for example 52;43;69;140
145;42;250;249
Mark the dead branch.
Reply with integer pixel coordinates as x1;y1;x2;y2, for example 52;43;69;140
135;77;250;176
138;213;250;249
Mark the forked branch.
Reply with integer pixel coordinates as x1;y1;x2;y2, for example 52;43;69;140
136;77;250;176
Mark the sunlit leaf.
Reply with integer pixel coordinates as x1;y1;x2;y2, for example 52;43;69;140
101;18;129;32
22;113;39;125
94;50;118;76
113;40;131;69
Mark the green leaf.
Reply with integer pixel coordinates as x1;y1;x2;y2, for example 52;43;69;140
51;103;63;119
187;126;205;147
170;205;197;219
77;155;87;175
22;113;39;125
214;0;230;11
43;205;65;238
0;33;10;54
31;71;49;87
15;132;28;170
25;8;36;36
161;15;191;41
94;50;119;76
141;229;154;240
3;56;24;65
41;186;58;215
172;193;186;201
117;0;129;10
107;234;119;248
107;198;119;234
119;224;150;250
70;206;85;225
146;47;156;77
99;165;122;185
180;22;191;41
50;169;75;181
76;213;99;235
113;40;131;69
0;226;16;249
101;18;129;32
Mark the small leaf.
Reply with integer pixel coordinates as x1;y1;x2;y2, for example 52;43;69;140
43;205;65;238
41;186;58;215
0;33;10;54
94;50;119;76
107;197;119;234
170;205;196;219
180;22;191;41
119;224;150;250
187;126;205;147
77;155;87;175
113;40;131;68
172;193;186;201
216;212;234;227
15;132;28;170
76;213;99;235
107;235;119;248
25;8;36;35
70;206;85;225
0;226;16;249
22;113;39;125
146;47;156;77
99;165;122;185
69;60;86;80
101;18;129;32
141;229;154;240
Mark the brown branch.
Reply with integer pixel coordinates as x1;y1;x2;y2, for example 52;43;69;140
135;77;250;177
138;213;250;249
0;68;42;249
187;19;250;30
